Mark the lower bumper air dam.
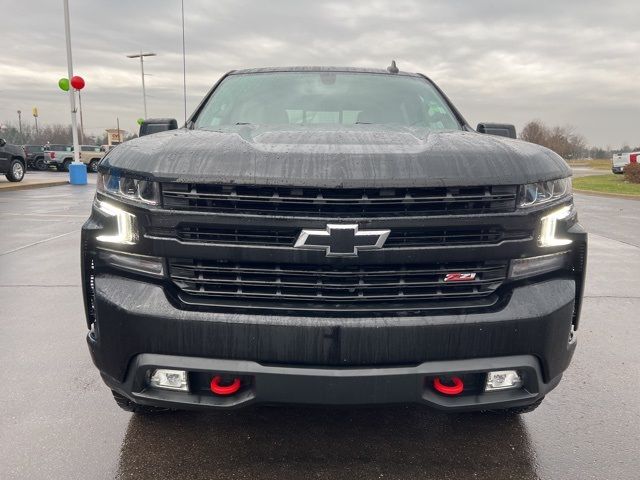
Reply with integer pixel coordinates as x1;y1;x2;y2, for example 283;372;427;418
101;353;561;412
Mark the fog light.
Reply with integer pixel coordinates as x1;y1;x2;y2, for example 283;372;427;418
98;249;164;277
485;370;522;391
150;369;188;391
509;251;570;280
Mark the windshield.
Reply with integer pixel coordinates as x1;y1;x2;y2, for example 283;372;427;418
194;72;461;130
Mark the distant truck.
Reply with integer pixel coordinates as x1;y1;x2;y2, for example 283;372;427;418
612;152;639;174
79;145;106;173
23;145;47;171
44;144;74;171
0;138;26;182
43;145;105;172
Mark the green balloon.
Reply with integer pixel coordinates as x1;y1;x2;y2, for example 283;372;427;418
58;78;70;91
137;118;145;125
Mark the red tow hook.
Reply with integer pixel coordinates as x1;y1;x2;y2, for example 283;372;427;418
433;376;464;395
210;375;242;396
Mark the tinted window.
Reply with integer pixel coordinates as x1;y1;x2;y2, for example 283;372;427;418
195;72;460;130
49;145;72;151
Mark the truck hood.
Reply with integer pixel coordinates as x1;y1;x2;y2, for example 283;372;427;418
101;125;571;188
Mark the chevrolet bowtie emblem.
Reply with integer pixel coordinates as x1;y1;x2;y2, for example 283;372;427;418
294;224;390;257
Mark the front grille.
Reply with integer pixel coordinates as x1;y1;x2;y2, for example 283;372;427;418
168;259;508;315
161;183;518;217
154;225;530;248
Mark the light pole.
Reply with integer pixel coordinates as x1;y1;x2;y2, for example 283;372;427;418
181;0;187;124
127;51;156;119
17;110;22;142
77;89;85;144
32;107;39;137
63;0;81;164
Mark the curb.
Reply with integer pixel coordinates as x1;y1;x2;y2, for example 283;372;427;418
0;180;69;192
573;189;640;201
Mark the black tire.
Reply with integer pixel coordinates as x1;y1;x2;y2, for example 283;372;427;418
88;159;100;173
111;390;170;415
35;157;47;171
5;159;25;182
488;397;544;415
58;159;72;172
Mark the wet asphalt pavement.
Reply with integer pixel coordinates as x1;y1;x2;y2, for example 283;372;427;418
1;177;639;480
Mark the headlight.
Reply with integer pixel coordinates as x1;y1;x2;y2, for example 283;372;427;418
538;205;573;247
97;171;160;205
94;198;138;245
518;177;572;207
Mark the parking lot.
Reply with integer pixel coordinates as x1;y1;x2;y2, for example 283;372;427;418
1;181;638;480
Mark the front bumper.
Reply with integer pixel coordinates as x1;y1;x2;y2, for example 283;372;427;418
103;353;560;411
88;273;577;410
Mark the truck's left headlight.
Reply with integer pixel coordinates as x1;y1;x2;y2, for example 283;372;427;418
97;171;160;206
518;177;572;207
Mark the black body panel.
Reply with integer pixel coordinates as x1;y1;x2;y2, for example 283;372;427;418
100;126;570;188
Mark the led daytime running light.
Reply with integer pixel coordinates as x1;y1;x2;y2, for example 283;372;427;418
95;199;138;245
538;205;573;247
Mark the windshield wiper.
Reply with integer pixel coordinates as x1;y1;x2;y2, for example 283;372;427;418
235;122;252;125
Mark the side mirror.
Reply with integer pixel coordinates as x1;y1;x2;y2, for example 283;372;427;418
139;118;179;137
477;123;517;139
0;138;6;147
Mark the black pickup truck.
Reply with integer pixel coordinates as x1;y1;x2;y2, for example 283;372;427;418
82;66;587;415
0;139;26;182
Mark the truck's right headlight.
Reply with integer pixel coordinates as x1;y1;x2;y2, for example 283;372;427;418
97;171;160;206
518;177;572;208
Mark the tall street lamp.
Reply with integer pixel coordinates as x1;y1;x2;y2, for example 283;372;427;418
17;110;22;141
62;0;81;164
32;107;39;137
127;51;156;119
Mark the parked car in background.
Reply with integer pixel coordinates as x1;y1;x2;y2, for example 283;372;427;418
44;144;74;172
23;145;47;171
80;145;106;173
0;138;26;182
612;152;639;174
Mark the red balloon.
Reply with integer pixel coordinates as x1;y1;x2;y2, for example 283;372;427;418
70;76;85;90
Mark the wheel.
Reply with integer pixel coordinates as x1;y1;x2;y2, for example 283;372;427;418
111;390;170;415
59;159;72;172
5;159;25;182
35;157;47;171
487;397;544;415
88;159;100;173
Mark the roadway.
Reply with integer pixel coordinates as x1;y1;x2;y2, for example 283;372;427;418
0;181;638;480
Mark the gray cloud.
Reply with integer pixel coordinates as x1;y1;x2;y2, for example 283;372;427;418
1;0;638;146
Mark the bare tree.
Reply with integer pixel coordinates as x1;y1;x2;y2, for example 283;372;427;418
520;120;549;146
520;120;587;159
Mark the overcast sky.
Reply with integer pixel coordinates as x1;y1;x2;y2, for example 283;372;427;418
1;0;638;147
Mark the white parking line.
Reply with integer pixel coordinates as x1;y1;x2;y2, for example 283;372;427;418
0;230;78;256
